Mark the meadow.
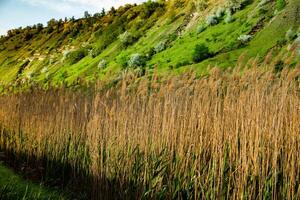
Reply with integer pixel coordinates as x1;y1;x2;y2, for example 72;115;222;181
0;54;300;199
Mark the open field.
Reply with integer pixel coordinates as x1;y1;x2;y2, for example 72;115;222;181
0;56;300;199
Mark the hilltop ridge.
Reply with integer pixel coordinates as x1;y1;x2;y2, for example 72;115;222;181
0;0;299;90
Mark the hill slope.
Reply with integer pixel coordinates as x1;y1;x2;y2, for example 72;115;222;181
0;0;299;89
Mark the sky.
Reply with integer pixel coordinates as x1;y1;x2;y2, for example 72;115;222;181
0;0;145;36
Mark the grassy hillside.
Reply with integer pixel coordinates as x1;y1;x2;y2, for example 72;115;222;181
0;0;299;90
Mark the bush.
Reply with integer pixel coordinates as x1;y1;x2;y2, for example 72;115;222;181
145;47;155;59
276;0;286;11
192;44;211;63
225;13;233;23
175;60;191;68
66;49;88;64
258;0;271;7
216;7;225;18
119;31;135;47
154;41;167;53
98;59;107;69
206;15;218;26
128;53;146;68
237;34;252;43
41;67;48;74
286;29;297;42
90;47;102;58
197;25;206;34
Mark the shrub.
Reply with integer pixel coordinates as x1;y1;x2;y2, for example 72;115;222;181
128;53;146;68
41;67;48;74
216;7;225;18
175;60;191;68
238;34;252;43
206;15;218;26
90;47;102;58
98;59;107;69
224;10;233;23
66;49;88;64
276;0;286;11
154;41;167;53
197;25;206;34
192;44;211;63
26;71;33;79
258;0;271;7
62;50;71;61
286;29;297;42
145;47;155;59
119;31;135;47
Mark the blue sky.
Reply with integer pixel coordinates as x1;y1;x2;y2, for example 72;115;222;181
0;0;145;36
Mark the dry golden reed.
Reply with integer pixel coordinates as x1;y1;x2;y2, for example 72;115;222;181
0;63;300;199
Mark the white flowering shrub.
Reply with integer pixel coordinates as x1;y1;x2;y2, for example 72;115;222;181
286;29;297;41
98;59;107;69
238;34;252;43
294;36;300;57
128;54;146;68
119;31;134;47
62;50;71;61
216;7;225;18
154;41;167;53
26;71;33;79
206;15;218;26
41;67;48;74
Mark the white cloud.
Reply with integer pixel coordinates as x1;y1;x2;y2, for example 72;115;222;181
21;0;145;14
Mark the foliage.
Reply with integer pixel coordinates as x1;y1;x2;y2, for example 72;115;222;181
154;41;167;53
128;53;146;68
197;25;206;34
276;0;286;11
206;15;218;26
286;29;297;41
192;44;210;63
119;31;135;47
90;47;102;58
238;34;252;43
98;59;107;69
1;65;300;199
216;7;225;18
258;0;271;7
66;48;88;64
224;9;233;23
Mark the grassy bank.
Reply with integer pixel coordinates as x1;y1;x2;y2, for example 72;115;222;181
0;163;68;200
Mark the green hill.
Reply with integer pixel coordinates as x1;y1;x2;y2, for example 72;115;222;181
0;0;299;89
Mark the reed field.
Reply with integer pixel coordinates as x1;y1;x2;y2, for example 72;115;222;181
0;56;300;199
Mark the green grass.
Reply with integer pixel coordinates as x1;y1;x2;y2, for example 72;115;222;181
0;163;68;200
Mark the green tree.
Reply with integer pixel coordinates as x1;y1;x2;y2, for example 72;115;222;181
192;44;211;63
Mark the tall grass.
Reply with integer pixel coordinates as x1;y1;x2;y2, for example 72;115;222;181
0;58;300;199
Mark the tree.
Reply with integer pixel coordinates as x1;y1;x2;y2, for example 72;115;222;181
84;11;91;18
109;7;116;15
192;44;211;63
101;8;106;17
36;23;44;32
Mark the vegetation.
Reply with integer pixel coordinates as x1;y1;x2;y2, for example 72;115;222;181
0;54;300;198
0;0;300;199
0;164;68;199
0;0;299;86
192;44;211;63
